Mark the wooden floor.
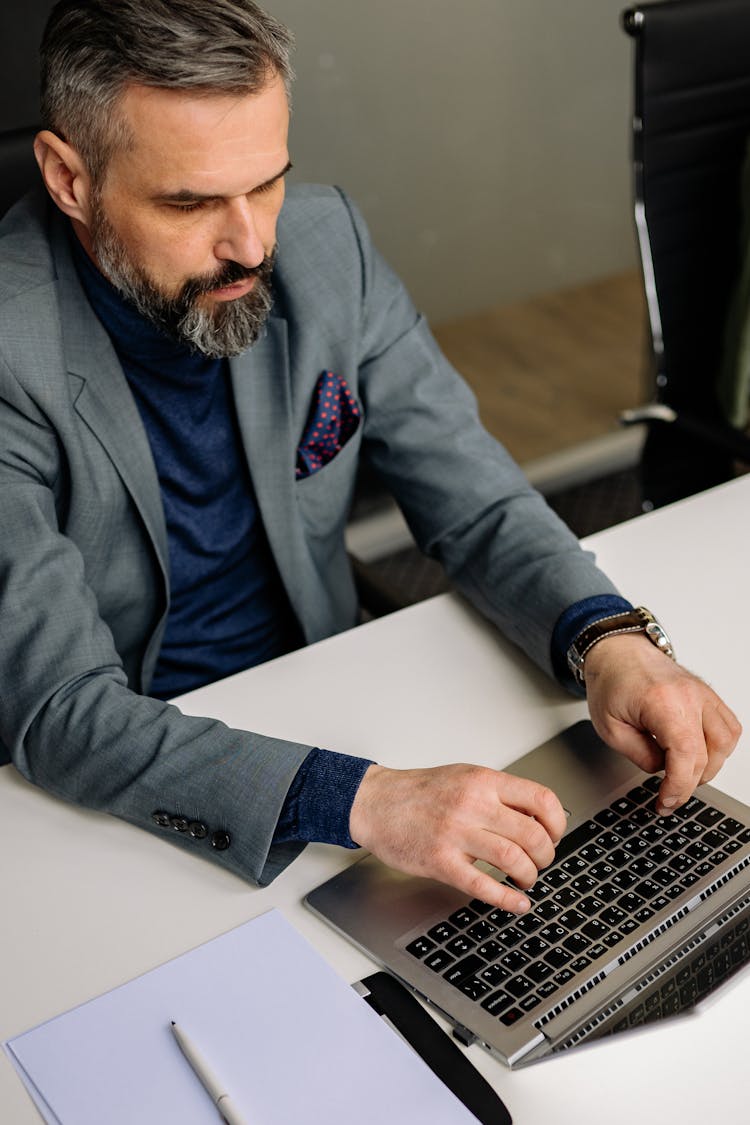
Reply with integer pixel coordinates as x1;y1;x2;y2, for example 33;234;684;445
432;269;650;464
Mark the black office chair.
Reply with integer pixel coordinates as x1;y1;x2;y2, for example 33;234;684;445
621;0;750;508
0;1;57;216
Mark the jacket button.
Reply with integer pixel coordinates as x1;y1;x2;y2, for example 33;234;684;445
211;830;231;851
152;810;171;828
171;816;189;832
189;821;208;839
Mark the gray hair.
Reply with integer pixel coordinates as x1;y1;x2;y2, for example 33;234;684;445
40;0;294;182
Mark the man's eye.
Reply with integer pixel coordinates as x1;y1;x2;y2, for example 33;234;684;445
170;200;207;213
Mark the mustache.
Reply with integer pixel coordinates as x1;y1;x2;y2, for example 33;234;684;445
178;251;276;304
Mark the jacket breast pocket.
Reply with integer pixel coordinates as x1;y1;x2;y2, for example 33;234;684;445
294;419;362;542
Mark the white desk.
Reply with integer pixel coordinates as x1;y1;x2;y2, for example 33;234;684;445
3;476;750;1123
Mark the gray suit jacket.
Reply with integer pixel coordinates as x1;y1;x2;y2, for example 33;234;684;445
0;183;619;883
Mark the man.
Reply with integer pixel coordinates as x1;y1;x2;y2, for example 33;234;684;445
0;0;740;914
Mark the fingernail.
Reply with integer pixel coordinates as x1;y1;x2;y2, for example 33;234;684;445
517;896;531;913
657;797;678;815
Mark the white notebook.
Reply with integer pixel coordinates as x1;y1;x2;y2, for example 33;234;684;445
5;909;476;1124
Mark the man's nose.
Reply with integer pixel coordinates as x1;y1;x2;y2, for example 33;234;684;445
213;198;266;268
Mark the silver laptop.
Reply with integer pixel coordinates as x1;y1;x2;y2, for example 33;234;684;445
306;720;750;1068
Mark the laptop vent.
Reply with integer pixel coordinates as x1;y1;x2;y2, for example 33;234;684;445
699;853;750;902
550;996;626;1052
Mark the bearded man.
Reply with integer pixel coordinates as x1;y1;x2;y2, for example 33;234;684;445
0;0;739;909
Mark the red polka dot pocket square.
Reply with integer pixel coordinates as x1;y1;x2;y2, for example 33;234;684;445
295;371;361;479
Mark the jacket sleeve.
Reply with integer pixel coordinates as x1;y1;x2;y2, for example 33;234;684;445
0;355;311;885
336;189;623;677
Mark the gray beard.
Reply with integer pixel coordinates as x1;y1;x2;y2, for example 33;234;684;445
89;204;276;358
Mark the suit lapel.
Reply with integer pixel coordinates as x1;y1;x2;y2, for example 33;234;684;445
52;219;169;580
229;317;320;637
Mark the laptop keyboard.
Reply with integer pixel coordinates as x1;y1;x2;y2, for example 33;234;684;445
403;776;750;1029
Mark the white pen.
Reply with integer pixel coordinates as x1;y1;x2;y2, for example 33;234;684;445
170;1020;249;1125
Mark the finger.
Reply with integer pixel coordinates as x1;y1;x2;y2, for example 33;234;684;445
439;855;532;915
475;826;542;890
591;716;666;775
494;772;567;844
699;701;742;784
654;727;707;814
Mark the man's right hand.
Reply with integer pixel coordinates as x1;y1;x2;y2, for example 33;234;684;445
348;762;568;913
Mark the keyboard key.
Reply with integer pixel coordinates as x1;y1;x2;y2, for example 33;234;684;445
622;836;649;856
596;882;621;903
520;994;541;1012
553;968;574;987
540;923;567;944
481;989;513;1016
578;894;605;915
570;877;599;897
536;900;563;920
627;785;654;805
443;953;486;985
552;888;580;908
612;797;636;816
634;906;654;924
427;922;457;943
424;950;456;972
449;907;479;928
537;979;559;998
594;808;620;828
601;905;627;927
545;945;572;968
514;914;542;935
498;926;524;947
469;899;493;914
480;963;510;988
520;936;549;959
445;935;476;956
581;919;609;941
579;844;605;863
588;861;616;881
607;848;631;868
545;869;572;889
500;949;530;973
506;974;534;998
553;820;600;863
500;1007;524;1026
611;870;638;891
597;831;624;850
406;936;436;958
558;909;586;930
563;932;591;955
695;807;724;828
636;879;663;900
526;959;554;983
569;956;591;974
460;976;491;1001
476;940;503;961
487;908;516;927
702;829;729;851
467;920;498;943
629;857;656;878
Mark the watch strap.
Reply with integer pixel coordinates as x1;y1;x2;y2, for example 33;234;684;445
566;606;675;686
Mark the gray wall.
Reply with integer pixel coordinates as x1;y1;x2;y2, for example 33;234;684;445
271;0;638;322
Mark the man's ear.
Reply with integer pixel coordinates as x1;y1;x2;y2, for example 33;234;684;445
34;130;93;225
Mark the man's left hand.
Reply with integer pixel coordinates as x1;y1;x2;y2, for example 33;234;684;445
583;632;741;815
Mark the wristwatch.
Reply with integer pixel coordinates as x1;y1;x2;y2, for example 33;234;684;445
566;606;675;687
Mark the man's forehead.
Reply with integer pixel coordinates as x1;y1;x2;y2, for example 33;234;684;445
109;78;290;194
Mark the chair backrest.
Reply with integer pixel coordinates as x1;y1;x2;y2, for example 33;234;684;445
0;1;58;217
624;0;750;417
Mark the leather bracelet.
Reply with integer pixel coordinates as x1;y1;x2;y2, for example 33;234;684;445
566;606;675;687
